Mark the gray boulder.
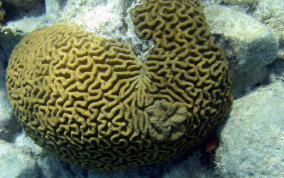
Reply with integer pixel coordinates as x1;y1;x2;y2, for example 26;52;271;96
14;132;73;178
201;0;259;12
0;61;21;141
0;140;39;178
205;4;279;97
253;0;284;59
2;0;44;18
0;91;20;141
0;27;23;67
215;81;284;177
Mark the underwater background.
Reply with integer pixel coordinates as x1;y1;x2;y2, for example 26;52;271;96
0;0;283;177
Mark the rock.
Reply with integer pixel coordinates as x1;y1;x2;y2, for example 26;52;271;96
7;0;124;34
0;89;20;141
0;139;39;178
45;0;62;16
215;81;284;177
36;155;76;178
14;132;45;156
6;15;56;33
60;0;135;40
0;27;22;142
252;0;284;59
5;0;146;49
2;0;45;20
0;27;23;67
3;0;44;10
204;4;279;97
163;152;221;178
268;59;284;82
201;0;259;12
0;60;21;141
47;0;143;47
202;0;284;60
253;0;284;20
214;0;255;4
14;132;72;178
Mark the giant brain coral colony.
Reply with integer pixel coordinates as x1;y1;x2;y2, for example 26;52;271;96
6;0;232;171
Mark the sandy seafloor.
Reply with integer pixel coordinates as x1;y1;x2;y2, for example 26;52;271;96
0;0;283;178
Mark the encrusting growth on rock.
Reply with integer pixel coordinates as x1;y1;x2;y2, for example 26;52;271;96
6;0;232;171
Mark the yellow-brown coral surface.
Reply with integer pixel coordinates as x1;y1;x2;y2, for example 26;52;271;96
6;0;232;171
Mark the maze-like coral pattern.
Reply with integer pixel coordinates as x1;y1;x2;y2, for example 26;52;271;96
131;0;232;139
6;0;232;171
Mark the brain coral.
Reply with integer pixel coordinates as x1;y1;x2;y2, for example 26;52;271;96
6;0;232;171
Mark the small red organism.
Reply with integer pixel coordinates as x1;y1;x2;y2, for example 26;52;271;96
205;137;220;153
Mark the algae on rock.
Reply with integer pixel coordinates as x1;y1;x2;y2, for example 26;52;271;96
215;80;284;177
204;4;279;97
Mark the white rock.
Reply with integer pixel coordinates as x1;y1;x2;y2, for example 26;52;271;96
0;139;39;178
0;62;21;141
0;90;19;141
205;4;279;97
58;0;124;37
215;80;284;177
14;132;87;178
253;0;284;21
5;0;151;64
6;0;146;50
253;0;284;59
